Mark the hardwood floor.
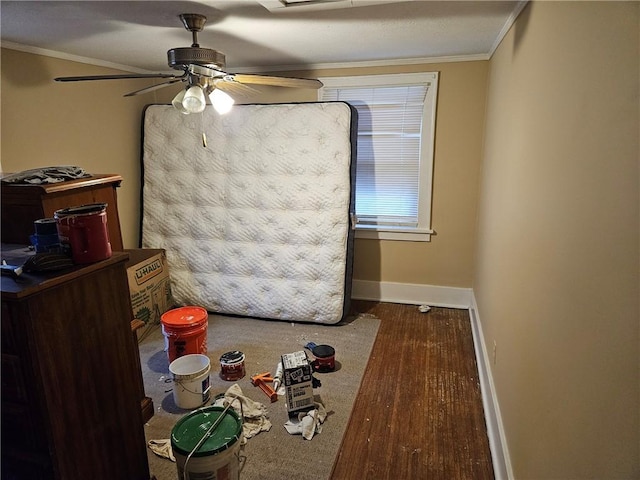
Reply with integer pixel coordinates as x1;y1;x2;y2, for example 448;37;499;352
331;301;494;480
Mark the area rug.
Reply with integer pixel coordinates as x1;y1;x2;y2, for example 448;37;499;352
138;311;381;480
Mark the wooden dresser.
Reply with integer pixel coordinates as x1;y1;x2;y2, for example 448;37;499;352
1;174;124;250
1;247;150;480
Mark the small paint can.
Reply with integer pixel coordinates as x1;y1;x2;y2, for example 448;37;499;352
219;351;246;381
311;344;336;372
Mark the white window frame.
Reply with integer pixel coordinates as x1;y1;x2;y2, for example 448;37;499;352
318;72;438;242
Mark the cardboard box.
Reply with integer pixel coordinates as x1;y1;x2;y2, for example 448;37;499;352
125;249;173;338
281;350;314;413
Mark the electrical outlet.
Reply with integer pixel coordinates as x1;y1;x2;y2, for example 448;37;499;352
492;341;497;365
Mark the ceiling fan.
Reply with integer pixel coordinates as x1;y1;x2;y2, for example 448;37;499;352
54;13;323;114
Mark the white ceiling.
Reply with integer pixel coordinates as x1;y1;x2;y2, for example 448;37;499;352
1;0;526;74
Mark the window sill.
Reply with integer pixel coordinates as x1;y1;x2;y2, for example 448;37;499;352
354;227;433;242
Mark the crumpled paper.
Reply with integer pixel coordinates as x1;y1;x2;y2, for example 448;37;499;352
213;383;272;443
148;439;176;462
284;402;327;440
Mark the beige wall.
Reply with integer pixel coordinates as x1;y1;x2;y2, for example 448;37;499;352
1;50;487;288
475;1;639;478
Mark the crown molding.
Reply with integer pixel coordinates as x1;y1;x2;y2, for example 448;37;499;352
1;41;153;74
232;54;491;73
488;0;529;57
2;40;490;76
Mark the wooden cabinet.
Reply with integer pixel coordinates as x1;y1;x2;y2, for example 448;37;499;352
1;248;150;480
1;174;124;250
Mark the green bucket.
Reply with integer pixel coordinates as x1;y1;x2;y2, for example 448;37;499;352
171;406;243;479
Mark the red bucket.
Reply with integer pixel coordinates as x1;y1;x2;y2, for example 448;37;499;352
54;203;112;264
161;306;208;363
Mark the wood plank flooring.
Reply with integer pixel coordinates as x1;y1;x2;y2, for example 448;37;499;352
331;301;494;480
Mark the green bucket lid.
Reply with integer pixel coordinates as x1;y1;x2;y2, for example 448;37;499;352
171;406;242;457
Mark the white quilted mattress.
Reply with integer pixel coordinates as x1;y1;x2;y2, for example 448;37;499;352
141;102;356;324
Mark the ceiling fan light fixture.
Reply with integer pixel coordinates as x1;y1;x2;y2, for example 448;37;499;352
209;88;235;115
182;85;206;113
171;90;189;114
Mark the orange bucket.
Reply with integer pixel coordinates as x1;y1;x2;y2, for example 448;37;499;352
161;306;208;363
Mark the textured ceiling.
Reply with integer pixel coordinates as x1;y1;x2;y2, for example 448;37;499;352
1;0;526;73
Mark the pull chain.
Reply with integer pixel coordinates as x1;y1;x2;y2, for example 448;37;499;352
200;111;207;148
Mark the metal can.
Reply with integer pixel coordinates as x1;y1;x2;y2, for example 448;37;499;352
219;350;246;381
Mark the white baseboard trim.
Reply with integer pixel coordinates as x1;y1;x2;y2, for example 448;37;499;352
469;292;513;480
351;279;473;308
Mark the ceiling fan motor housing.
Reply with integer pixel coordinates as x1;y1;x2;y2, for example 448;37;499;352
167;47;226;71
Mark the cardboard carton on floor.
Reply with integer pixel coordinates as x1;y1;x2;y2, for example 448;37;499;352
281;350;314;414
125;249;174;338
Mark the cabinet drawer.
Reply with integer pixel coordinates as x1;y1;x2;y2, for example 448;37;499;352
1;354;28;403
1;302;19;354
1;452;54;480
1;401;47;452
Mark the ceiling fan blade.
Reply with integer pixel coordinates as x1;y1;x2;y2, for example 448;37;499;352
124;79;186;97
214;78;260;98
230;74;323;89
54;73;183;82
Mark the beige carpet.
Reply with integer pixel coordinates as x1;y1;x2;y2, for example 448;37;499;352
138;311;381;480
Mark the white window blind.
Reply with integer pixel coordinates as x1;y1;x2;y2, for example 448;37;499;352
319;73;438;241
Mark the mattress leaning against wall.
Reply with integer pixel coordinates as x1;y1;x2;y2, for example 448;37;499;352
140;102;357;325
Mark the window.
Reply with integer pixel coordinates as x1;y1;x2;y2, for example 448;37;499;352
319;72;438;241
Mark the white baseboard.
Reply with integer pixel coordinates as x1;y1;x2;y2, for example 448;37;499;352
351;279;473;308
469;292;513;480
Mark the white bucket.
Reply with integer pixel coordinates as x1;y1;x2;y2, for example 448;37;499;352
171;406;243;480
170;354;211;409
